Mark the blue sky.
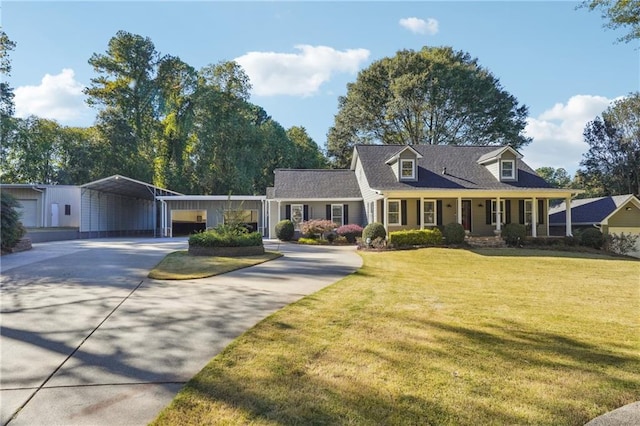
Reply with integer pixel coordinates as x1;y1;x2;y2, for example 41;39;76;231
4;1;639;176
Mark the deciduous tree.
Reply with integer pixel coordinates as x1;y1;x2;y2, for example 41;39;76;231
581;0;640;43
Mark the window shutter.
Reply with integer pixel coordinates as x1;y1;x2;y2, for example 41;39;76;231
380;201;384;223
401;200;407;225
538;200;545;224
416;200;421;226
303;205;309;221
285;204;291;220
519;200;525;224
485;200;492;224
326;204;331;220
343;204;349;225
436;200;443;226
505;200;512;224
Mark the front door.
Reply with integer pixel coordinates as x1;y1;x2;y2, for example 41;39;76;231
461;200;472;231
51;203;59;227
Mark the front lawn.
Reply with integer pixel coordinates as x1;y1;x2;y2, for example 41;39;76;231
152;248;639;425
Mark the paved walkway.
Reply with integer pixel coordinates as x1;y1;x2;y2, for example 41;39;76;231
0;238;362;425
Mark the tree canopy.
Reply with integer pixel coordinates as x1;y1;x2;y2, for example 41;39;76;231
327;46;530;168
582;0;640;43
578;93;640;197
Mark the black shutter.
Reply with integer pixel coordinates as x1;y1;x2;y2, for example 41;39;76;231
538;200;545;224
485;200;492;224
436;200;443;226
285;204;291;220
401;200;407;225
303;205;309;221
343;204;349;225
416;200;421;226
380;201;384;223
326;204;331;220
519;200;525;224
505;200;512;224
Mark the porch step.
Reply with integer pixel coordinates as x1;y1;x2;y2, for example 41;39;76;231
465;236;506;248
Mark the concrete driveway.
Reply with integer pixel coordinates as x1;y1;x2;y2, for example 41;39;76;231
0;238;362;425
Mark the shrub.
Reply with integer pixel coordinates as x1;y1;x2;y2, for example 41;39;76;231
605;232;639;255
564;235;579;246
443;222;465;244
502;223;526;246
362;222;386;241
300;219;336;238
275;219;294;241
388;229;443;247
1;192;26;252
189;229;263;248
297;237;324;245
580;228;604;249
336;224;363;243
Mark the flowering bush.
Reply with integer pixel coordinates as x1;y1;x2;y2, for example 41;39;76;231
300;219;336;238
336;224;363;243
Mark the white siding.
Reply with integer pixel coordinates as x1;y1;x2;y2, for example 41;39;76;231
45;186;81;227
355;158;381;224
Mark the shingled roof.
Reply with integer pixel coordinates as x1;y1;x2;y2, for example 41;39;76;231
548;195;635;225
270;169;362;199
354;144;552;191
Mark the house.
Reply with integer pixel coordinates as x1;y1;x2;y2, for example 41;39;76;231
549;194;640;257
267;145;581;238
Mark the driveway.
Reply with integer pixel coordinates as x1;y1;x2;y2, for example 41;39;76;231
0;238;362;425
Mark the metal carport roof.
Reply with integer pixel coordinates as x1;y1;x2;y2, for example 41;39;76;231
80;175;182;199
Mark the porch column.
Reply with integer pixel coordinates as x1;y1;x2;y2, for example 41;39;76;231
565;196;573;236
496;196;502;231
531;197;537;237
383;198;388;233
457;197;463;225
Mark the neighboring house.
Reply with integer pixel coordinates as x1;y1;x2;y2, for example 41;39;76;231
549;194;640;257
267;145;581;238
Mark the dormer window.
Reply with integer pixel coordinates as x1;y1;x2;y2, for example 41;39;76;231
400;159;415;179
501;160;515;180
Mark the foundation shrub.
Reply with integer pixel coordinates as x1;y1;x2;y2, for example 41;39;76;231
300;219;336;238
275;220;295;241
605;232;639;255
1;192;26;252
502;223;526;246
362;222;386;241
580;228;604;249
443;222;465;244
189;227;263;248
336;224;363;243
389;229;443;247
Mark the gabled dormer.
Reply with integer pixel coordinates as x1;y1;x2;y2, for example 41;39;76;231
385;145;422;182
477;146;522;182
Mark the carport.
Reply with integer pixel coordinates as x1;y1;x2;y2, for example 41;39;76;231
80;175;182;238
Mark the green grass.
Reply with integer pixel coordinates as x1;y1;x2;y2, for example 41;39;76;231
148;251;282;280
152;248;640;425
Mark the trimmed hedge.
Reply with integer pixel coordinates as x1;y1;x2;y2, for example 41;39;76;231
189;229;263;248
389;229;443;248
275;220;295;241
336;224;363;243
362;222;386;241
443;222;465;244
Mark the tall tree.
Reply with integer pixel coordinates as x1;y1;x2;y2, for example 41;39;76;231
327;46;530;168
287;126;327;169
84;31;160;181
535;167;572;188
582;0;640;43
0;29;16;158
578;93;640;196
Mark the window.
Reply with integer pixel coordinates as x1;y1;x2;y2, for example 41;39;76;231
501;160;515;179
400;159;415;179
64;204;71;216
524;200;533;225
491;200;506;224
423;200;436;225
387;200;401;225
331;204;344;226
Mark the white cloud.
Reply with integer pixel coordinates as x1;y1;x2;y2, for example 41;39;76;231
399;17;439;35
522;95;620;175
235;45;370;97
14;68;92;124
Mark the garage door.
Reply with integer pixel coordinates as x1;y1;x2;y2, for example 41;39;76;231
16;199;38;227
609;227;640;258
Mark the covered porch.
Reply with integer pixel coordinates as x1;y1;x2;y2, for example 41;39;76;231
371;190;581;238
